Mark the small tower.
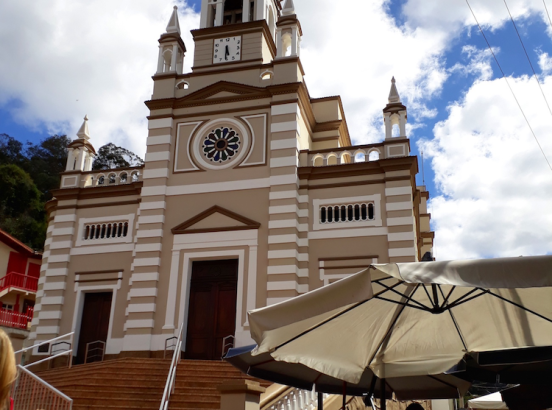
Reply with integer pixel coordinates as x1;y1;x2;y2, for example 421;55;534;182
275;0;302;58
156;6;186;75
383;77;407;139
66;115;96;172
199;0;280;35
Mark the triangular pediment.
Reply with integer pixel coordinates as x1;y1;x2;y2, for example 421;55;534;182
177;81;270;103
171;205;261;234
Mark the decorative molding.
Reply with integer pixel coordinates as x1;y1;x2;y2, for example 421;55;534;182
172;205;261;234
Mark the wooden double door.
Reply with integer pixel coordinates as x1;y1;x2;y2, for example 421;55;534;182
185;259;238;360
76;292;112;364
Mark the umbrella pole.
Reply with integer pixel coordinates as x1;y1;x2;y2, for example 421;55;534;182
342;381;347;410
318;391;324;410
380;378;386;410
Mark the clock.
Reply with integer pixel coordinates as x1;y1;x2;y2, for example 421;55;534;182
213;36;242;64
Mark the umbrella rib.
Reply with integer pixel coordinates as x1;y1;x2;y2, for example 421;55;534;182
486;290;552;324
375;282;430;310
421;284;435;306
438;286;468;351
445;288;484;310
440;286;456;309
367;284;420;367
273;280;405;351
373;295;432;312
446;289;490;311
426;374;459;390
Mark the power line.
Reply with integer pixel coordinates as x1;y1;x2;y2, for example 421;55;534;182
465;0;552;172
543;0;552;31
503;0;552;119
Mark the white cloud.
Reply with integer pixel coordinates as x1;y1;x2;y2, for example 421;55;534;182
0;0;199;157
403;0;545;33
449;45;494;81
420;75;552;259
295;0;449;144
538;51;552;74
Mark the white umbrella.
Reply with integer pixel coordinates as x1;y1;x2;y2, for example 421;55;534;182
249;255;552;385
468;392;508;409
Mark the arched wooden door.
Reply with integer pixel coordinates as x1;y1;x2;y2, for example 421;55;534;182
185;259;238;360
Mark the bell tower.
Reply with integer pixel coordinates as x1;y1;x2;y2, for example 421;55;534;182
156;6;186;75
383;77;408;139
199;0;280;32
65;115;95;173
275;0;301;58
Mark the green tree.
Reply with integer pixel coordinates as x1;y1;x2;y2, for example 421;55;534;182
0;164;47;250
0;134;25;166
92;143;144;170
24;135;70;201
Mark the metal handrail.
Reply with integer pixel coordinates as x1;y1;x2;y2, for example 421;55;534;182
84;340;106;363
49;341;72;370
15;331;74;369
12;364;73;410
159;322;185;410
221;335;235;359
164;336;177;359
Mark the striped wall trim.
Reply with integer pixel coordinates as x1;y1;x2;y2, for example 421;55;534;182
385;186;411;196
387;217;414;226
388;247;417;257
147;135;171;145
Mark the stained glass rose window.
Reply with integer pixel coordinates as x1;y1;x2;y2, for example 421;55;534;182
202;127;241;163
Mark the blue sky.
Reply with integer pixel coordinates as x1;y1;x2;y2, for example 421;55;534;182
1;0;552;259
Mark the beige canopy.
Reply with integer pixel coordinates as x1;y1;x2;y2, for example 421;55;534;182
249;255;552;384
468;392;508;409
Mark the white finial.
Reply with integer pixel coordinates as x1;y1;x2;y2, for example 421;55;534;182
166;6;181;34
282;0;295;15
76;115;90;140
388;76;401;104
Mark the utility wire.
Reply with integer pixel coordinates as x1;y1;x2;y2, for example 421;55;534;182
465;0;552;172
543;0;552;31
503;0;552;119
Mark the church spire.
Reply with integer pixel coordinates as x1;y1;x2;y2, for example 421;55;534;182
282;0;296;15
383;77;408;140
166;5;181;34
76;115;90;140
388;76;401;104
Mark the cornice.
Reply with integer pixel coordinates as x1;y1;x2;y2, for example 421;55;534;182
51;181;143;201
158;32;186;53
298;156;417;181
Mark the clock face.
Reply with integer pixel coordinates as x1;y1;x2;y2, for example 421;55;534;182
213;36;242;64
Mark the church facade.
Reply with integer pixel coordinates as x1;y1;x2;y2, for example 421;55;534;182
29;0;434;362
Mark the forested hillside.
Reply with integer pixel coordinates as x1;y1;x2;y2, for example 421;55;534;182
0;134;143;251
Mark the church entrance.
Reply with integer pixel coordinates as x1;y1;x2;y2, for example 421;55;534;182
76;292;112;364
185;259;238;360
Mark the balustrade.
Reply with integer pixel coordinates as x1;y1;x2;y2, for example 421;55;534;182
267;388;323;410
0;272;38;293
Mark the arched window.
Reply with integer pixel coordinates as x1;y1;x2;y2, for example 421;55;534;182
223;0;243;24
369;150;380;161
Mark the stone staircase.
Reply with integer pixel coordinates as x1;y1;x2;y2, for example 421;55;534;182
35;357;270;410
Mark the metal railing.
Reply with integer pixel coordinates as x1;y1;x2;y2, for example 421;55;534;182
0;307;33;330
159;322;184;410
221;335;235;359
0;271;39;293
264;388;325;410
84;340;105;364
11;365;73;410
16;332;74;369
164;336;178;359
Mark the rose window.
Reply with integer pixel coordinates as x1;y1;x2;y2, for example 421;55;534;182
202;127;241;163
